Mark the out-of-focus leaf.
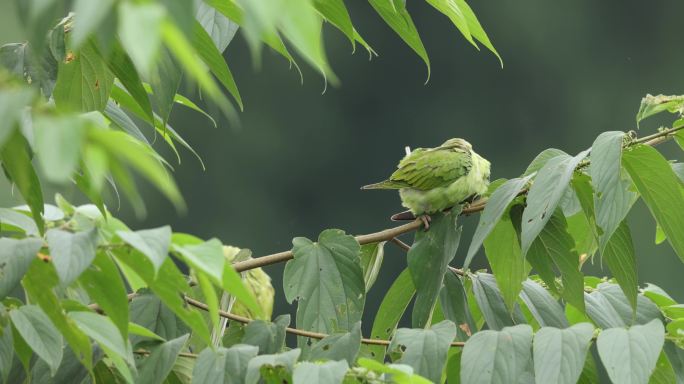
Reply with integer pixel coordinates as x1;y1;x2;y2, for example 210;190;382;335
118;2;165;77
191;344;258;384
635;94;684;126
357;358;432;384
107;44;154;123
283;229;364;337
408;209;461;328
33;115;85;183
241;315;289;355
0;131;45;232
0;238;41;299
520;279;569;328
46;228;98;286
623;144;684;262
440;272;476;341
71;0;115;48
117;226;171;275
147;47;182;126
293;360;348;384
359;242;385;292
9;305;63;376
388;321;456;383
308;322;361;364
597;319;664;384
367;268;415;362
460;324;534;384
0;87;34;148
53;41;114;112
196;0;239;53
603;221;638;313
137;334;189;384
465;175;531;269
368;0;430;79
0;324;12;384
470;272;526;330
104;101;150;145
521;149;590;254
0;208;39;235
533;323;594;384
244;349;301;384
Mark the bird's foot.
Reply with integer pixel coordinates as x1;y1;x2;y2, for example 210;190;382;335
419;214;432;231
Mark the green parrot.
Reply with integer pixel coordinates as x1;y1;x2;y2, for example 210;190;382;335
361;138;491;228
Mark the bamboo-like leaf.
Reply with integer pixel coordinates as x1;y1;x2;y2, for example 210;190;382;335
603;221;638;313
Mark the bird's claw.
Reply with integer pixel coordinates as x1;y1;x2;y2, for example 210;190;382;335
419;215;432;231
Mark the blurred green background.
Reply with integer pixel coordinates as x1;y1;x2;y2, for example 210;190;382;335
1;0;683;322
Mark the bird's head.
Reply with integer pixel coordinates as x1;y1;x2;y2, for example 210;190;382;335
439;138;472;151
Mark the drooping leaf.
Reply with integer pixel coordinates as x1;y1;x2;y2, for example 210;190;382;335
308;322;361;365
107;44;154;123
33;115;85;183
196;0;239;53
69;311;131;364
389;320;457;383
0;238;41;299
440;272;477;341
9;305;63;376
117;226;171;275
408;209;461;328
519;279;569;328
241;315;290;355
603;221;638;313
470;272;526;330
597;319;665;384
147;47;182;126
533;323;594;384
452;0;502;65
367;268;415;362
137;334;189;384
118;2;165;77
104;101;150;145
0;87;35;148
191;344;258;384
359;241;385;292
521;149;590;254
292;360;348;384
460;324;534;384
313;0;355;47
465;175;531;269
283;229;364;337
623;144;684;262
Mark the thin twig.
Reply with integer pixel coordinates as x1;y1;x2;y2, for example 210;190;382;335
133;349;198;358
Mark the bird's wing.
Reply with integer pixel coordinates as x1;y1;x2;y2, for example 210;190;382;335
389;147;472;190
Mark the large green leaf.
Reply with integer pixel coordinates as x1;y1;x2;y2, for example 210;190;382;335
483;208;528;312
603;221;638;313
9;305;63;376
367;268;415;362
79;251;129;339
367;0;430;79
623;144;684;262
465;175;531;269
388;320;456;383
597;319;665;384
533;323;594;384
292;360;348;384
589;131;638;250
470;272;526;330
283;229;364;336
53;41;114;112
46;228;98;286
0;131;45;232
242;315;290;355
33;115;85;183
118;2;165;77
117;226;171;275
244;349;301;384
521;149;590;254
0;238;41;299
520;279;569;328
308;322;361;364
584;283;661;329
196;0;239;53
192;344;258;384
137;334;189;384
526;212;585;312
408;209;461;328
460;324;534;384
440;272;477;341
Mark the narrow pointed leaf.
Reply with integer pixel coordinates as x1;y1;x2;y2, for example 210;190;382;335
440;272;477;341
603;221;638;313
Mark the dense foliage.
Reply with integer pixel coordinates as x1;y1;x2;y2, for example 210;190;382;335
1;0;684;383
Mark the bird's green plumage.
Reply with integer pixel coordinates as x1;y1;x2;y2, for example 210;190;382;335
362;138;491;215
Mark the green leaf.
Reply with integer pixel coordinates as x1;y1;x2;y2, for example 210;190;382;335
192;344;259;384
388;321;456;383
71;0;115;48
130;293;189;342
521;149;590;254
533;323;594;384
589;131;638;251
483;208;528;312
603;221;638;313
585;283;661;328
284;229;364;336
308;322;361;364
242;315;290;355
47;228;98;286
53;41;114;112
196;0;239;53
525;212;585;312
292;360;348;384
30;346;103;384
471;272;526;330
650;352;676;384
367;268;415;362
10;305;63;375
452;0;502;65
104;100;149;146
460;324;534;384
129;323;165;342
0;87;35;148
356;358;432;384
173;238;225;284
439;272;477;341
520;279;569;328
79;251;129;339
0;238;41;299
117;226;171;275
147;47;183;126
137;334;189;384
523;148;568;176
192;21;243;110
664;342;684;384
313;0;355;47
408;210;461;328
466;175;531;269
33;115;86;183
222;263;265;320
0;208;39;236
359;242;385;292
635;94;684;125
0;131;45;232
70;311;131;363
118;2;165;77
597;319;665;384
107;44;154;123
245;349;301;384
623;144;684;262
368;0;430;79
0;324;13;384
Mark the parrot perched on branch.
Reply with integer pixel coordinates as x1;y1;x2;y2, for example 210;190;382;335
361;138;491;229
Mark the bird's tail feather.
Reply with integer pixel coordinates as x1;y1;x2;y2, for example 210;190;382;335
360;180;406;190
